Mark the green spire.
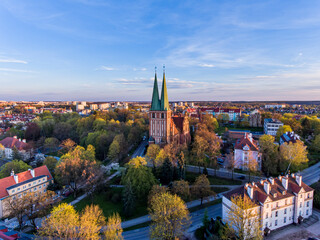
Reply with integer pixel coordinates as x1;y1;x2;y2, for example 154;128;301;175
150;68;161;111
160;66;169;111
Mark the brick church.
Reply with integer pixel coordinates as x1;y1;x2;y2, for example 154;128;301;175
149;68;190;145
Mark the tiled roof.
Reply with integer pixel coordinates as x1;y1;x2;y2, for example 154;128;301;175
172;116;185;132
0;137;31;150
234;133;259;151
223;174;313;205
0;165;52;199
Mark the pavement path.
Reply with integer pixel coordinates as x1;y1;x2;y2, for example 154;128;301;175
131;140;147;158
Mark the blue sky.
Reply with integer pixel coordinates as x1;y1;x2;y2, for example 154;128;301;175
1;0;320;101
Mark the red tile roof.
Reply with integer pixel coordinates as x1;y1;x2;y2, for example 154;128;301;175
0;165;52;199
0;137;31;150
234;133;259;151
223;175;313;205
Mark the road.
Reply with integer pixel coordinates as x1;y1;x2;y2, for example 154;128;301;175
300;161;320;185
122;203;222;240
131;140;147;158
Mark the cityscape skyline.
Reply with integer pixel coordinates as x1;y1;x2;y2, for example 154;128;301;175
1;0;320;101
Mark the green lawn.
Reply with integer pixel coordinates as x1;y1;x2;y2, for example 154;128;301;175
185;172;242;185
72;188;148;221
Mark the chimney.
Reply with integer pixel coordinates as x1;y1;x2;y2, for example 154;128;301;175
29;169;35;178
247;185;254;199
296;175;302;186
19;138;21;142
13;136;17;139
22;139;26;143
268;177;274;185
282;176;288;190
13;174;18;184
10;169;14;176
264;181;270;195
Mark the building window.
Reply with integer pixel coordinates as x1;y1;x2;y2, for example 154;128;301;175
307;201;309;207
276;202;279;208
28;184;31;187
265;222;268;228
275;211;278;217
152;113;155;118
161;113;164;118
289;217;291;220
34;187;37;191
275;220;278;226
43;184;46;187
285;199;287;205
284;217;286;223
307;210;309;215
18;194;21;198
44;189;47;193
12;190;15;193
284;208;287;214
308;193;310;198
39;186;42;189
17;188;20;191
300;202;302;208
38;180;41;183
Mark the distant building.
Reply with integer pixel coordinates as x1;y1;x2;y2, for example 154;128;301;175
99;103;110;110
280;131;301;145
76;104;85;111
249;109;262;127
199;107;241;121
0;166;53;218
265;104;286;109
264;118;283;136
222;174;314;237
149;68;190;145
90;104;98;110
80;101;87;106
234;133;262;170
0;136;32;160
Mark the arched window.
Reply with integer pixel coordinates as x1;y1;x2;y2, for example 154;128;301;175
161;113;164;118
152;113;155;118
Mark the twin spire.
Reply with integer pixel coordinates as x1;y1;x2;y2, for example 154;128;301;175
150;66;169;111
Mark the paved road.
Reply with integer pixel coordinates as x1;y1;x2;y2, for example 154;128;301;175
300;161;320;185
122;203;222;240
131;140;147;158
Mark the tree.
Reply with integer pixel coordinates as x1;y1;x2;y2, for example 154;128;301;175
160;158;173;185
60;138;76;152
55;145;99;197
0;144;4;159
203;208;210;230
122;157;157;200
276;125;293;141
43;156;58;173
12;146;22;160
312;134;320;152
280;141;308;172
171;180;190;201
243;156;259;182
192;174;213;205
108;138;120;161
146;144;161;169
24;122;40;141
38;203;79;239
44;137;59;152
259;134;279;176
53;122;72;141
148;185;168;206
122;181;136;217
149;192;191;240
6;193;29;230
155;149;166;167
177;151;186;180
202;114;219;132
0;160;31;178
225;152;235;180
105;213;123;240
24;190;55;230
79;205;106;240
224;195;262;240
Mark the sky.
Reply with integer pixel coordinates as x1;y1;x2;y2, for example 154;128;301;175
1;0;320;101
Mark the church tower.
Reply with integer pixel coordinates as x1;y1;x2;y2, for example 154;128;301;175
149;67;172;144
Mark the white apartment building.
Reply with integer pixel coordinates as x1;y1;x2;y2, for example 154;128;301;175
76;104;85;111
99;103;110;110
265;104;287;109
264;118;283;136
234;133;262;170
222;174;314;238
90;104;98;110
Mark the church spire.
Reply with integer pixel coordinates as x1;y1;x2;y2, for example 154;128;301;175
150;67;161;111
160;65;169;111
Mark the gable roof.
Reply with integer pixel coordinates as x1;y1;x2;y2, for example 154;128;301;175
234;133;259;151
0;165;53;199
223;174;313;206
0;137;31;150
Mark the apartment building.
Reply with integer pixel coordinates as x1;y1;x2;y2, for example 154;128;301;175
0;166;53;218
264;118;284;136
0;136;33;160
222;174;314;237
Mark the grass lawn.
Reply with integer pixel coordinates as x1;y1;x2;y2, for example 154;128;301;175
72;188;148;221
185;172;242;185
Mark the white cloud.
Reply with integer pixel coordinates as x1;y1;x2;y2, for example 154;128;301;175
0;59;28;64
99;66;116;71
199;63;214;68
0;68;33;73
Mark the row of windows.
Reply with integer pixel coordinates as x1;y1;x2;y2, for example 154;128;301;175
11;183;47;194
152;113;165;118
12;189;47;200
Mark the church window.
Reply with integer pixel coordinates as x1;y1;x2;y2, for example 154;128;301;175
161;113;164;118
152;113;155;118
